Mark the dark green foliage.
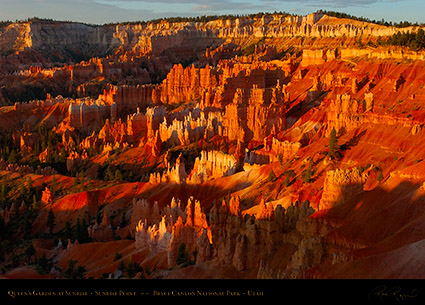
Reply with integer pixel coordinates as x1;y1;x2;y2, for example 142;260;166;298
359;164;371;174
64;259;86;279
176;242;192;266
24;243;36;263
47;209;55;235
283;176;291;187
385;29;425;51
0;20;12;28
316;10;422;28
268;170;277;182
377;171;384;182
114;253;122;261
51;175;57;196
126;262;136;278
7;149;18;164
96;209;103;225
117;260;125;274
63;220;73;240
114;169;123;181
328;127;340;159
278;153;284;165
73;217;91;244
301;163;313;183
35;254;53;274
120;213;127;227
79;172;85;186
106;11;292;27
124;260;144;278
22;212;33;237
283;169;296;187
0;182;9;209
106;166;114;181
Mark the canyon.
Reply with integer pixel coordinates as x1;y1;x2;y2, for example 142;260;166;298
1;12;425;280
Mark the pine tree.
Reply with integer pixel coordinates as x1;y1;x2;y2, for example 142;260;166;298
24;244;36;263
19;179;26;198
80;217;90;243
73;217;90;243
114;169;123;181
79;171;85;185
0;182;7;207
32;194;38;210
284;176;290;187
278;153;284;165
35;254;51;274
64;259;86;279
106;166;114;181
51;175;57;196
63;220;72;240
23;212;33;237
268;170;277;182
302;167;313;183
47;208;55;235
176;242;190;266
328;127;339;159
73;217;81;241
377;171;384;182
27;177;33;190
7;149;17;164
72;174;79;189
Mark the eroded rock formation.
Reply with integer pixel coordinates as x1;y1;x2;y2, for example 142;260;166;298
134;196;211;267
189;150;237;183
319;168;368;210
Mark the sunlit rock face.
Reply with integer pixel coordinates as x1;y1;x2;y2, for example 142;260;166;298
189;150;237;183
319;168;368;210
134;196;211;268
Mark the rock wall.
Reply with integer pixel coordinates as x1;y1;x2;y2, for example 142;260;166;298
326;93;364;135
209;197;315;272
159;64;218;105
132;194;318;272
327;92;419;136
134;196;211;267
340;47;425;61
319;168;368;210
3;12;415;66
149;153;188;184
222;85;286;142
301;49;326;67
246;136;302;165
20;132;40;153
99;84;158;116
68;98;113;129
189;150;237;183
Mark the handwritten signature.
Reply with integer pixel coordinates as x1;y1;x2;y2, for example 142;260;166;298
369;285;418;302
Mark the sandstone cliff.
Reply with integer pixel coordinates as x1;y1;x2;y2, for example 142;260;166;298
1;13;416;65
189;150;237;183
134;196;211;268
319;168;368;210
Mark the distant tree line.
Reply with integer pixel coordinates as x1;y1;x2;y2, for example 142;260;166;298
316;10;424;28
62;11;294;27
0;20;12;28
2;11;423;29
384;29;425;51
0;17;99;28
148;11;293;23
1;12;295;29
